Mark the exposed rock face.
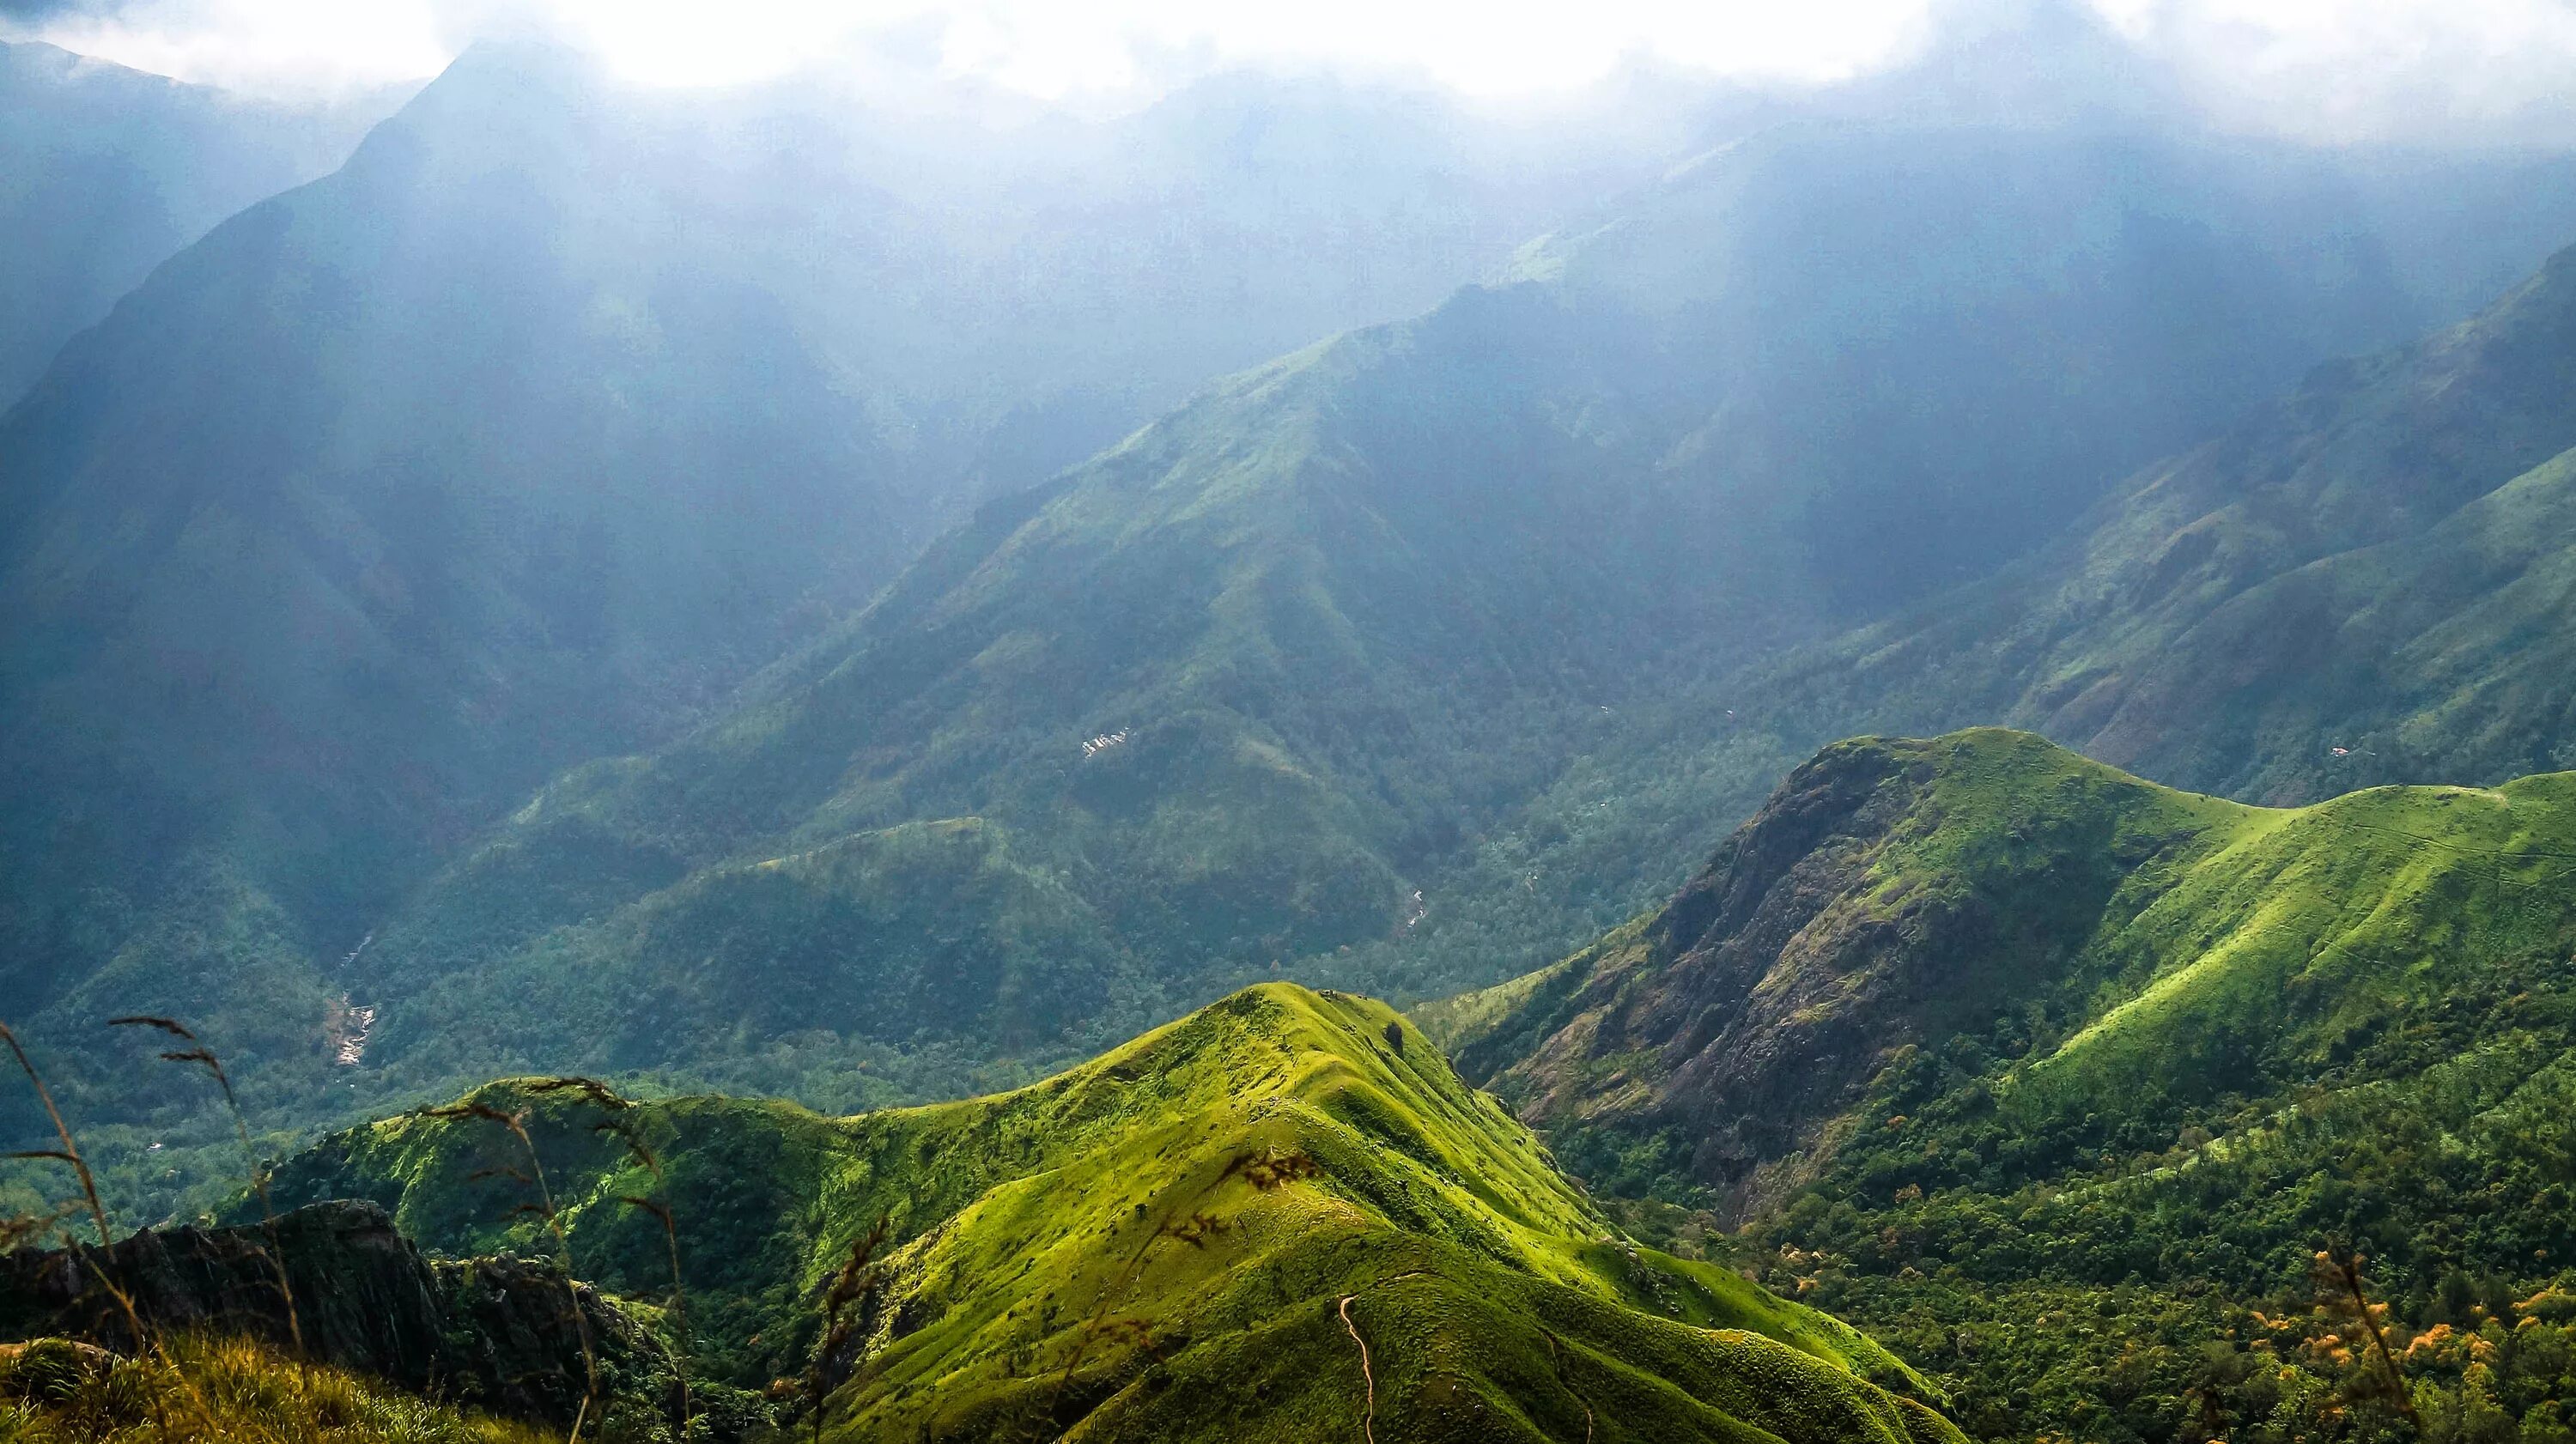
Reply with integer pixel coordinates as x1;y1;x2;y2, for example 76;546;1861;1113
1448;731;2213;1221
0;1199;683;1429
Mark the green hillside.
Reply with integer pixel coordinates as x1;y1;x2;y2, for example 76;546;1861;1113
255;982;1958;1444
1391;231;2576;1069
1434;729;2576;1441
1751;241;2576;806
311;124;2502;1131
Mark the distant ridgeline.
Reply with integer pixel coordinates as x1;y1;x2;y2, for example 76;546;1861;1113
3;984;1969;1444
204;127;2576;1137
18;106;2576;1185
1426;728;2576;1442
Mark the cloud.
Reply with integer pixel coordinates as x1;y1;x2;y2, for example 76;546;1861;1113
10;0;2576;145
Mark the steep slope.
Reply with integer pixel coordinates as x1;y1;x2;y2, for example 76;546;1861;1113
0;42;1702;1139
0;41;406;406
1435;730;2576;1440
1756;240;2576;804
252;983;1958;1444
329;122;2535;1119
1393;231;2576;1028
0;46;916;1105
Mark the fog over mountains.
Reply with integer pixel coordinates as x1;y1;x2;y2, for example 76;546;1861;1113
11;8;2576;1439
0;39;408;405
13;2;2576;1132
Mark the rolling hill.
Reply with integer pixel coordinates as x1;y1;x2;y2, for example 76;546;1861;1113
249;983;1961;1444
1374;225;2576;1039
1430;728;2576;1441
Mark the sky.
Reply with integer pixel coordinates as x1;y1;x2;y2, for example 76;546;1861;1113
9;0;2576;144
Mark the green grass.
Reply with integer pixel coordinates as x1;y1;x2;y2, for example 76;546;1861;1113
257;983;1957;1444
1437;727;2576;1441
0;1334;551;1444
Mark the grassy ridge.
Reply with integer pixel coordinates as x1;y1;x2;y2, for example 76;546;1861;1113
259;983;1956;1443
1437;729;2576;1441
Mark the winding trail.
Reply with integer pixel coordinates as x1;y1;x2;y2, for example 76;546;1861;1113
1339;1295;1376;1444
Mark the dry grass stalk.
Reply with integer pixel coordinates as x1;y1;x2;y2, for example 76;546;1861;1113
592;1107;693;1439
1;1017;173;1438
109;1015;304;1362
2318;1245;2421;1432
807;1216;890;1444
422;1098;598;1443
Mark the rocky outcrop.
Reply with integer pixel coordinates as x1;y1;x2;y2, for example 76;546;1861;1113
1448;731;2216;1221
0;1199;690;1429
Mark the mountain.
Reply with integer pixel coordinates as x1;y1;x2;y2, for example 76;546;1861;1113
246;983;1959;1443
1429;728;2576;1440
0;45;921;1094
0;40;406;407
307;120;2576;1124
1751;240;2576;803
0;40;1702;1127
1369;225;2576;1036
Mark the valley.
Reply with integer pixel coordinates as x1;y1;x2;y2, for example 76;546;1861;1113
6;9;2576;1441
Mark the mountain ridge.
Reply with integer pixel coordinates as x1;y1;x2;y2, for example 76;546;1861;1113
1427;727;2576;1439
248;981;1961;1443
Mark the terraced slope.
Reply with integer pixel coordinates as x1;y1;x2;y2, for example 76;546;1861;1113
1432;729;2576;1440
259;983;1959;1444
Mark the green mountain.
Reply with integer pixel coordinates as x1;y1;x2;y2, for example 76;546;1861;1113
252;982;1959;1444
0;41;1707;1143
1385;228;2576;1040
0;46;920;1102
313;122;2538;1124
0;41;408;407
1430;728;2576;1441
1753;240;2576;804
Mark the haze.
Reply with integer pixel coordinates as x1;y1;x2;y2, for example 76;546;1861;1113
6;0;2576;144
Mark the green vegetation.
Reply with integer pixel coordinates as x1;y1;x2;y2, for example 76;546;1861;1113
257;983;1957;1443
0;1334;550;1444
1438;728;2576;1442
15;118;2519;1215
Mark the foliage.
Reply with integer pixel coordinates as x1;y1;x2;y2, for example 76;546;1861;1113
252;983;1957;1443
0;1333;551;1444
1444;726;2576;1442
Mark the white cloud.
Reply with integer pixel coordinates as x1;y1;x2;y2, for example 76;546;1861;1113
13;0;2576;144
2116;0;2576;143
21;0;1951;97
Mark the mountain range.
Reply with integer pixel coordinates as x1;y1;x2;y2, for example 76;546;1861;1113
270;122;2576;1125
0;39;407;408
9;20;2576;1442
1428;725;2576;1440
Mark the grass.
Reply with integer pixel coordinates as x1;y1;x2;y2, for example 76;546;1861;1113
256;983;1960;1444
1437;726;2576;1441
0;1334;550;1444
